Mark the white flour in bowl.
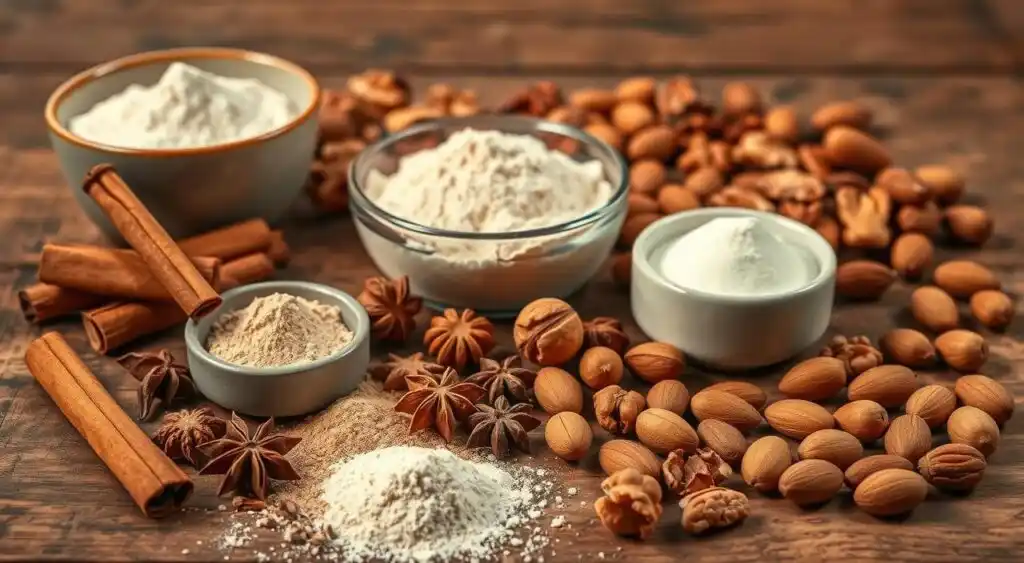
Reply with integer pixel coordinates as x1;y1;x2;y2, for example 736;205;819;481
358;128;622;311
68;62;299;149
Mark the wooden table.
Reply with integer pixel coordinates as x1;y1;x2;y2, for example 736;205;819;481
3;1;1024;561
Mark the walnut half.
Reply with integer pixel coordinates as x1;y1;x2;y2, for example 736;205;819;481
680;487;750;535
593;385;646;435
819;335;883;379
594;468;663;539
836;186;892;248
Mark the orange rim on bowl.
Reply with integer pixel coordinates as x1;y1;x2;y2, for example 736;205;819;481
44;47;321;157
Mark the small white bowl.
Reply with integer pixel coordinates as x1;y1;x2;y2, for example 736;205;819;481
631;208;836;370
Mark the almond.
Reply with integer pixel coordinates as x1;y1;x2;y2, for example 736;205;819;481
696;419;747;466
703;381;767;410
778;357;847;401
835;260;896;300
847;365;919;407
624;342;685;383
947;406;1000;457
797;429;863;469
879;328;935;368
579;346;624;390
629;159;667;194
585;123;623;151
844;455;914;489
896;202;942;237
917;443;987;492
915;164;964;205
618;213;662;248
910;286;959;332
970;290;1014;329
833;400;889;443
811;101;872;131
615;77;656;104
890;233;933;279
611;252;631;287
611;101;656;136
934;260;999;298
822;126;891;174
627;193;660;217
883;414;931;463
765;105;799;144
764;399;834;440
657;185;701;215
683;167;724;198
944;205;993;245
934;329;988;373
635;408;698;455
569;88;618;113
544;411;593;461
741;436;793;492
954;374;1014;425
627;125;677;162
646;380;690;415
853;469;928;517
778;459;844;506
534;367;584;415
690;390;764;433
876;167;930;206
904;384;957;428
598;439;661;477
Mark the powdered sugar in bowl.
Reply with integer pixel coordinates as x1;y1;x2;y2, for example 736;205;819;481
348;116;628;316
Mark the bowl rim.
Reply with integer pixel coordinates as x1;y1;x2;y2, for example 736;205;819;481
44;47;321;156
632;208;838;305
184;281;369;377
347;115;629;240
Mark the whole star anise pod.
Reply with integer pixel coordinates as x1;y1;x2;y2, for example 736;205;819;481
152;407;225;467
820;334;883;379
117;349;195;422
423;309;496;370
357;276;422;342
465;356;537;405
393;368;485;442
369;352;446;391
663;448;732;497
467;396;541;458
199;412;301;501
582;317;630;356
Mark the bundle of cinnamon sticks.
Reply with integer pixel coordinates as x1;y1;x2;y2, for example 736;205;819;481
20;166;290;353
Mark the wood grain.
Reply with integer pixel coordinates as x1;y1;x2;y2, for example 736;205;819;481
0;0;1018;72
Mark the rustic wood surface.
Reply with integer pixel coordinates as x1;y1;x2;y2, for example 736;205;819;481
2;1;1024;561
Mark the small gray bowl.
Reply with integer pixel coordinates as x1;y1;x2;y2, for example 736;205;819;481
184;281;370;418
45;48;320;240
631;208;836;370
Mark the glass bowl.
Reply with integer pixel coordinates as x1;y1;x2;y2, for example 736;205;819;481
347;115;628;317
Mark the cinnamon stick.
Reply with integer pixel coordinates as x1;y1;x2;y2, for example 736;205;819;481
39;244;221;302
81;252;277;354
18;283;106;323
25;332;193;517
82;164;221;318
267;230;291;266
177;218;273;261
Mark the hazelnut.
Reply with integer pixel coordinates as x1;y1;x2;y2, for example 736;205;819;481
646;380;690;415
579;346;624;390
513;298;584;366
544;412;593;461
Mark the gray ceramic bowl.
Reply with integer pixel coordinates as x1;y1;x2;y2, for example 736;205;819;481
184;281;370;418
45;48;320;240
631;208;836;370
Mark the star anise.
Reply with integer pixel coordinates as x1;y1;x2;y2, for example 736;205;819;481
582;317;630;356
465;356;537;405
199;412;301;501
820;334;883;379
117;349;195;421
368;352;446;391
357;276;422;342
467;397;541;458
152;407;226;467
423;309;496;370
393;368;484;442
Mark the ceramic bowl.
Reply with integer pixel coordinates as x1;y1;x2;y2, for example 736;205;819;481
184;281;370;418
348;115;628;317
45;48;320;240
631;208;836;370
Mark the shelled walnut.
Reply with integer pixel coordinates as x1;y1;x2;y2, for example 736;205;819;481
594;468;663;539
